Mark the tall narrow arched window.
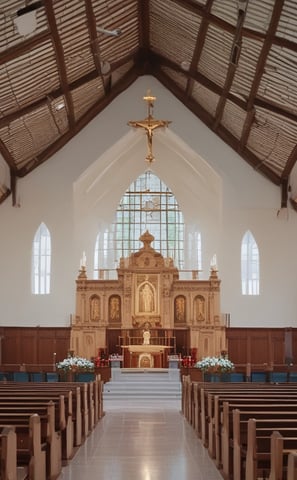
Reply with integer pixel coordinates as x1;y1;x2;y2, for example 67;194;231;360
241;230;259;295
94;230;114;279
32;222;51;294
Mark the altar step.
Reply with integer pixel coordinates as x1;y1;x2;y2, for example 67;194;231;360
103;368;181;400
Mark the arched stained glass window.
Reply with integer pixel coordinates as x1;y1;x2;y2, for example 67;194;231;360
32;222;51;294
94;171;185;274
114;171;184;268
241;230;259;295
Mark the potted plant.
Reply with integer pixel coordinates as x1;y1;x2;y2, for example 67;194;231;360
195;355;234;382
56;355;95;382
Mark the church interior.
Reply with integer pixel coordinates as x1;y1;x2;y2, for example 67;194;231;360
1;2;297;479
1;0;297;371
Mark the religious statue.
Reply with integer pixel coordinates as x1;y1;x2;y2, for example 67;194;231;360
139;283;154;312
195;295;205;322
143;325;151;345
90;296;100;321
109;296;120;322
175;296;185;323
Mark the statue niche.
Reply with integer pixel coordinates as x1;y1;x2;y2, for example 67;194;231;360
194;295;205;322
90;295;100;321
109;295;121;324
174;295;186;325
138;282;155;313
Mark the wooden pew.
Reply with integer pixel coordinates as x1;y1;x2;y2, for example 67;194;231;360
214;394;297;466
0;390;73;461
245;420;297;480
0;426;17;480
200;384;297;451
0;382;82;448
181;381;297;480
0;377;104;478
0;402;61;480
232;412;297;480
287;452;297;480
0;414;47;480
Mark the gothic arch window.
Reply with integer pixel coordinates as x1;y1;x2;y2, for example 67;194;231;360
94;229;114;279
241;230;260;295
32;222;51;294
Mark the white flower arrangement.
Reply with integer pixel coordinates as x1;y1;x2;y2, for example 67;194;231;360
195;356;234;373
56;356;94;373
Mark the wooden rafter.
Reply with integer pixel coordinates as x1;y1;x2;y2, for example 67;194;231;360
213;4;247;130
186;0;214;96
0;51;140;130
84;0;110;93
138;0;150;51
0;30;51;66
17;65;141;177
148;51;297;124
246;1;284;112
282;144;297;180
44;0;75;129
0;0;296;209
153;66;281;185
239;1;284;167
0;139;17;172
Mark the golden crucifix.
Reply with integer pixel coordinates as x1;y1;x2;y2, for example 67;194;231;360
128;90;171;164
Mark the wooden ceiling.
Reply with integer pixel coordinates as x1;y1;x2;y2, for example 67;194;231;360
1;0;297;208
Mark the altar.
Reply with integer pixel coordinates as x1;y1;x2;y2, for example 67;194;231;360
70;230;227;363
122;344;171;368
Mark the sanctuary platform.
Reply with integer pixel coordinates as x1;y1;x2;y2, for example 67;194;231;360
103;368;181;400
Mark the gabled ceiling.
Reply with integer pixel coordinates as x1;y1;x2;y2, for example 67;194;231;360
1;0;297;209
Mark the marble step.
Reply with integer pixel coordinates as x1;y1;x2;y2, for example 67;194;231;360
103;370;181;399
103;368;181;399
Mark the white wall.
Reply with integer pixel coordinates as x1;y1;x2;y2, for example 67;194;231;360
0;75;297;327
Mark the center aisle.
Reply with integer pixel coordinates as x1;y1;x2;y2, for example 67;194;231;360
57;398;223;480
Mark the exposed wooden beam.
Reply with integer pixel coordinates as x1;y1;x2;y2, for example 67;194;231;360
280;177;289;208
148;51;297;124
153;66;281;185
186;0;214;96
213;5;247;130
0;139;17;171
10;169;17;206
0;52;141;129
282;144;297;179
17;65;141;176
246;1;284;112
239;1;284;148
238;109;255;152
0;30;51;66
175;0;297;52
44;0;75;129
138;0;150;50
0;188;11;205
84;0;110;93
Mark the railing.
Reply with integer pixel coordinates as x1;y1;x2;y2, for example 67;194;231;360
119;335;175;349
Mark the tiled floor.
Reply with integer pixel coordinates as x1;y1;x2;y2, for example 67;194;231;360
58;398;223;480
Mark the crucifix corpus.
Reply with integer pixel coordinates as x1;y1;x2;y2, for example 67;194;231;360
128;90;171;164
